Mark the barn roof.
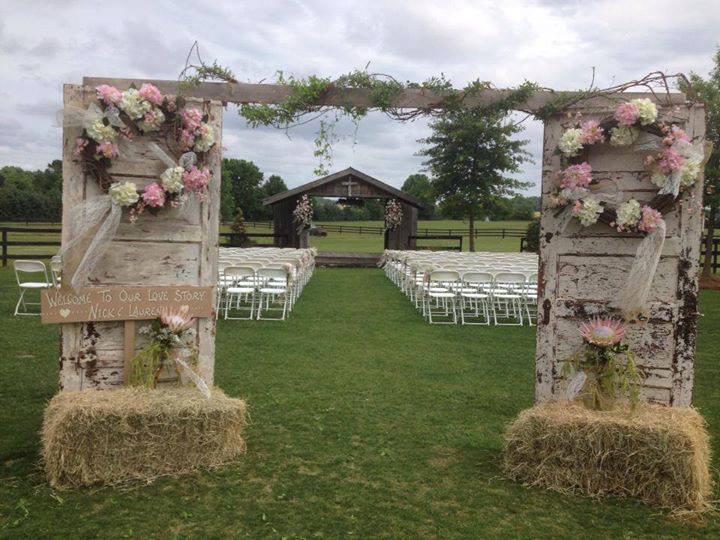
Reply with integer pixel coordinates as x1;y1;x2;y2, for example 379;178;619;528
262;167;428;209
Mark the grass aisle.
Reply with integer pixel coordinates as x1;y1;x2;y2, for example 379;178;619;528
1;267;719;537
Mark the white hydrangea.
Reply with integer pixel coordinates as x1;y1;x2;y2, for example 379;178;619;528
616;199;641;229
119;88;152;120
193;123;216;152
85;120;117;143
109;181;139;206
609;126;639;146
650;171;669;188
680;157;701;187
558;128;584;156
632;98;658;125
160;166;184;193
575;197;603;226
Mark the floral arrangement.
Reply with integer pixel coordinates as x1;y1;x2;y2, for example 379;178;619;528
549;98;703;234
129;306;199;389
563;317;642;410
384;199;403;230
73;83;217;221
293;194;314;232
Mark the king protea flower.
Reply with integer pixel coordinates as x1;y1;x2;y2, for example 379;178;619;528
579;316;626;347
160;305;194;333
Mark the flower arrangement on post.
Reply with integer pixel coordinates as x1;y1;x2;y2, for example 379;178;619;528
563;317;643;411
130;306;201;390
293;194;314;233
384;199;403;230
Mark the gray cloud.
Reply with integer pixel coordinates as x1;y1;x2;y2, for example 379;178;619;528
1;0;719;195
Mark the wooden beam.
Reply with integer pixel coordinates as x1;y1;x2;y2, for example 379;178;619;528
123;320;135;385
83;77;687;111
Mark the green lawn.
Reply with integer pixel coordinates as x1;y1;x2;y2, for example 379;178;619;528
1;267;720;537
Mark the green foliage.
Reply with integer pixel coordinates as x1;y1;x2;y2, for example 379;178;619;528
0;161;62;222
524;218;540;253
221;158;265;221
401;173;436;219
129;341;167;389
229;208;253;247
419;107;532;249
563;344;642;411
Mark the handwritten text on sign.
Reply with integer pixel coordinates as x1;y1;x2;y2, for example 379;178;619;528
41;286;214;324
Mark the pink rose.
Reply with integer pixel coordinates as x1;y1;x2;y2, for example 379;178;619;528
182;166;212;193
658;147;685;173
96;84;122;105
180;108;203;132
571;200;583;216
73;137;89;157
179;129;196;150
580;120;604;145
138;83;164;106
142;182;166;207
96;140;119;159
614;102;639;126
560;162;592;189
638;205;663;233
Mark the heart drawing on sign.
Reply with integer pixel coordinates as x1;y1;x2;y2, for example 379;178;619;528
59;308;71;319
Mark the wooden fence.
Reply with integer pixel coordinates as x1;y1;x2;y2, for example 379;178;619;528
2;225;718;272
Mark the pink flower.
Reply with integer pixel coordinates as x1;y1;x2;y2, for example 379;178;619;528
73;137;88;157
638;205;663;233
179;129;196;150
138;83;164;106
560;162;593;189
160;305;194;333
142;182;166;207
580;121;604;145
181;108;203;132
670;125;689;142
96;84;122;105
614;102;639;126
658;147;685;173
164;95;177;113
571;200;583;216
579;317;626;347
182;166;212;192
96;140;119;159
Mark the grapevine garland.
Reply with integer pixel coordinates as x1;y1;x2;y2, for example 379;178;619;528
72;82;218;222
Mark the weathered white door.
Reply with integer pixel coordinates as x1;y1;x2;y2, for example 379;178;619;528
59;84;222;390
535;97;705;406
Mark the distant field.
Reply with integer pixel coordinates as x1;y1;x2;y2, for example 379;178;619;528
0;220;530;260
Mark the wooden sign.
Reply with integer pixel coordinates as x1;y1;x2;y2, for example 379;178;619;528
41;285;214;324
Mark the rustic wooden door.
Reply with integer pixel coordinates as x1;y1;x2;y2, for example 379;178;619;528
59;84;223;390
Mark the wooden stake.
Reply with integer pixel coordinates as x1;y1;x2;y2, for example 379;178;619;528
123;320;135;385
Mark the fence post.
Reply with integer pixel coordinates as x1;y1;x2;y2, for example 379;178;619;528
1;229;6;267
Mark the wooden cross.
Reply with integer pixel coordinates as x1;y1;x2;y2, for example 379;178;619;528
341;178;359;197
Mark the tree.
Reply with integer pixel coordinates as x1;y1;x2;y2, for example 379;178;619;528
419;108;531;250
259;174;288;220
685;50;720;276
401;173;436;219
221;158;264;221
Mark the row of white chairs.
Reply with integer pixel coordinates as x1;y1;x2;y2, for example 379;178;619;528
217;248;316;321
381;250;539;325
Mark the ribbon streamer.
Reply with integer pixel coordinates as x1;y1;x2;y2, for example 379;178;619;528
148;142;178;169
609;219;667;320
173;350;212;399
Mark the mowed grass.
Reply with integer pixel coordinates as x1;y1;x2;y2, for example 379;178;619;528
1;267;720;537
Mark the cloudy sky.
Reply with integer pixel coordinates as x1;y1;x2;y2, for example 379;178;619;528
1;0;718;194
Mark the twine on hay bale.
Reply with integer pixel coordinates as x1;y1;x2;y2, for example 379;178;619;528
42;387;247;488
502;402;712;512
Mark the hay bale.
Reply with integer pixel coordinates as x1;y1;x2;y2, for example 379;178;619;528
502;402;712;511
42;387;247;487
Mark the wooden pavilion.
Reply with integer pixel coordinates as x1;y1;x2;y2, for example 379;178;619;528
262;167;427;250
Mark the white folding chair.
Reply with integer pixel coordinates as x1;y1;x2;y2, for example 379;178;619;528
424;270;459;324
459;271;493;325
13;260;51;316
223;266;257;320
256;268;290;321
491;272;526;326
